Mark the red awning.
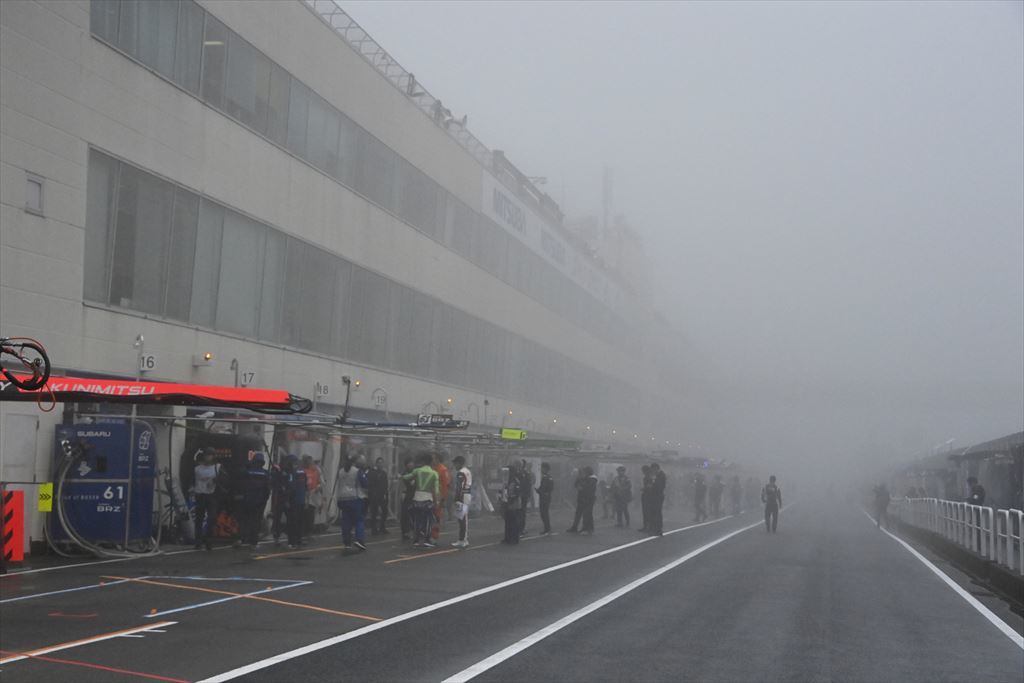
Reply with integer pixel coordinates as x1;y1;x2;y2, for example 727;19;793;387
1;373;312;414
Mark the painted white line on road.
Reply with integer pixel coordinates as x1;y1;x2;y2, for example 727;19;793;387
0;621;178;665
442;517;766;682
863;510;1024;650
195;514;740;682
0;578;132;604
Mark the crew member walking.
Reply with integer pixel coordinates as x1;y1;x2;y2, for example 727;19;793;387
192;450;219;551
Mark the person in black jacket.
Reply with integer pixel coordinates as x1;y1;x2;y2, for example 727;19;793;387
536;462;554;535
502;462;524;544
237;452;271;552
367;457;389;535
639;465;652;532
568;466;598;534
649;463;666;535
762;475;782;533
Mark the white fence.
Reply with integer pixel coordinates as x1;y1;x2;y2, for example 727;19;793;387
891;498;1024;576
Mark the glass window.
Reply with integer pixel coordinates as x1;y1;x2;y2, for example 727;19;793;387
190;199;223;327
388;285;434;376
84;151;119;303
258;230;286;342
90;0;120;43
215;210;265;337
266;64;291;147
224;30;271;134
164;188;199;322
336;114;359;186
346;266;391;368
354;133;395;210
120;0;178;77
109;164;174;314
200;14;229;109
173;0;204;94
285;79;312;160
396;161;439;237
297;246;337;354
281;237;304;347
306;93;340;177
330;258;353;357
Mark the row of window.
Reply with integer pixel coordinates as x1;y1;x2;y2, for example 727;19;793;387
89;0;637;354
84;150;629;421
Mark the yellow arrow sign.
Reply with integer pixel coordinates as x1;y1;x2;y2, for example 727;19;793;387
37;482;53;512
501;428;527;441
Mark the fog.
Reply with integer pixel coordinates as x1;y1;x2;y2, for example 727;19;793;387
348;1;1024;479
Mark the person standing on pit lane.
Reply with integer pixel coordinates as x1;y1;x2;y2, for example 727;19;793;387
403;453;439;548
367;457;389;536
536;462;554;535
693;473;708;523
649;463;666;536
762;475;782;533
502;461;524;544
238;451;271;552
399;457;415;541
639;465;652;532
612;466;632;528
431;452;450;542
282;454;307;549
451;455;472;548
192;449;219;551
337;454;368;552
567;466;597;534
709;474;725;518
729;475;743;516
519;459;533;537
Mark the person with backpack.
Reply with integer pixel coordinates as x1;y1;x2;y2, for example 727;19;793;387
612;466;632;528
762;475;782;533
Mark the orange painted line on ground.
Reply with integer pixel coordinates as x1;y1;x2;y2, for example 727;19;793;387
0;649;188;683
0;621;177;665
103;575;380;622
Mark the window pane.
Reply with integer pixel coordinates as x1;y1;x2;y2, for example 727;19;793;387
224;30;271;134
354;133;395;210
116;0;140;55
346;266;391;367
173;0;204;94
84;151;119;303
281;238;304;347
285;79;311;160
258;230;286;342
109;165;174;314
200;14;228;108
266;64;290;147
330;259;352;357
306;93;340;177
215;210;265;337
124;0;178;76
165;188;199;322
190;199;223;327
297;247;337;353
336;114;359;186
90;0;120;43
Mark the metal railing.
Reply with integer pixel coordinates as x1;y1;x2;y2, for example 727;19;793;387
892;497;1024;576
302;0;494;170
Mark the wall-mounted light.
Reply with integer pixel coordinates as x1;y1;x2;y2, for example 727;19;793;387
353;379;362;389
585;425;591;431
507;409;513;416
633;434;638;439
446;397;454;406
612;429;617;435
192;352;214;367
552;418;558;424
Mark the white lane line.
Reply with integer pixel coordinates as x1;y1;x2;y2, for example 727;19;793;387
862;510;1024;650
0;578;131;604
442;517;765;682
196;514;740;682
0;621;177;665
145;581;314;618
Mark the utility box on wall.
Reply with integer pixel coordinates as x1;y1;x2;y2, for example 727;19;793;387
50;422;155;544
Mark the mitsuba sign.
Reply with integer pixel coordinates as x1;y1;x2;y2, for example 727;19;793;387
416;414;470;429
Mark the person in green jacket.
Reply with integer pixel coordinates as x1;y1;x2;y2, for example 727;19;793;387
402;452;439;548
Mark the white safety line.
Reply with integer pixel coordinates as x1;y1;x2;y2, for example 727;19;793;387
442;517;765;681
0;621;177;665
0;578;131;604
862;510;1024;650
145;581;314;618
196;513;741;682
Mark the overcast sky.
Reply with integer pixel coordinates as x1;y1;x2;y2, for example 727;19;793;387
346;0;1023;470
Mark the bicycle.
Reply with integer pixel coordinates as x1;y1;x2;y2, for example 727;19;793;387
1;336;50;390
